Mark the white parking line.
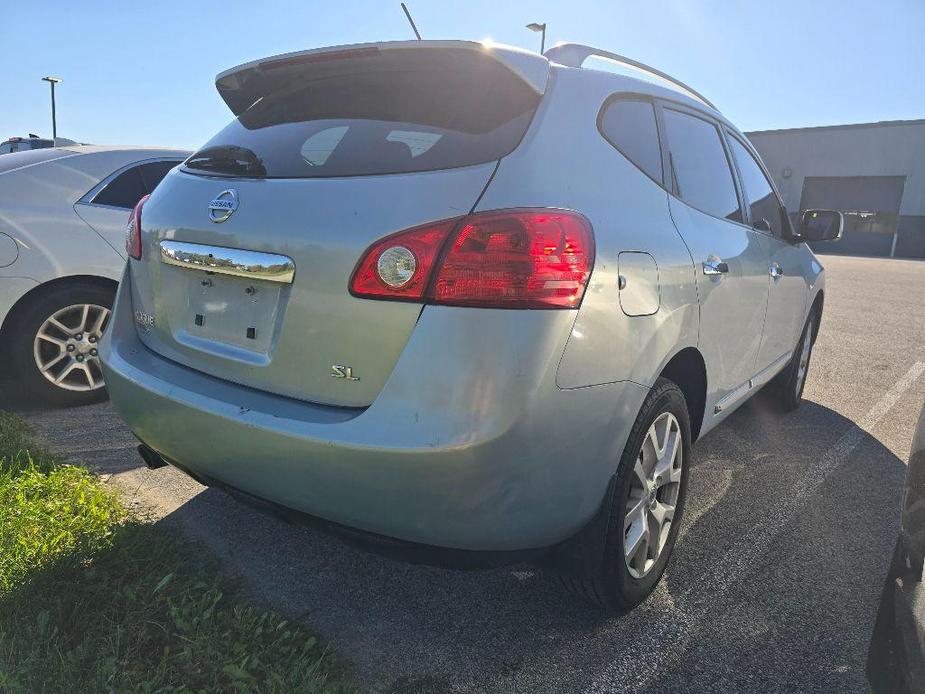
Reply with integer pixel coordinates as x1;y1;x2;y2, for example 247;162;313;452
588;361;925;694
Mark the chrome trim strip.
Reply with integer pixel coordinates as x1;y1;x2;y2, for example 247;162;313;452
159;240;295;284
750;351;792;390
713;352;793;415
713;381;751;415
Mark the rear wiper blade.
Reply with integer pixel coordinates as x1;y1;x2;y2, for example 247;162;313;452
185;145;267;177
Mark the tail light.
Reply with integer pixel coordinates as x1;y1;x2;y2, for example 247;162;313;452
349;218;460;300
349;209;594;309
125;194;150;260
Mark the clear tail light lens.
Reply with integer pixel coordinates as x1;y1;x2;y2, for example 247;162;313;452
349;219;459;300
125;194;150;260
349;209;594;309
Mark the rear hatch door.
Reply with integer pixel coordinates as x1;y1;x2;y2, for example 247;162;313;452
131;41;547;407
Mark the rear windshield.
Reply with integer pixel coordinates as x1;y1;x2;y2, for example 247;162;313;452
183;61;541;179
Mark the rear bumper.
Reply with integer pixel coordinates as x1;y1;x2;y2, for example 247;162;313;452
142;442;553;569
101;271;648;551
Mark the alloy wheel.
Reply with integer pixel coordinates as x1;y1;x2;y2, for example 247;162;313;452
32;303;110;392
623;411;683;579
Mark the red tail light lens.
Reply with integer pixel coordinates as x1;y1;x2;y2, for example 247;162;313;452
125;194;150;260
432;210;594;308
349;209;594;309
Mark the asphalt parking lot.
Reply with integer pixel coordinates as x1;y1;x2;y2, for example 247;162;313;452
4;253;924;693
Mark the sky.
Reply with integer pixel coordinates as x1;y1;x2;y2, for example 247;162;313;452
3;0;923;150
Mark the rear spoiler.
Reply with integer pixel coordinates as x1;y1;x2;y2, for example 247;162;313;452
215;40;550;116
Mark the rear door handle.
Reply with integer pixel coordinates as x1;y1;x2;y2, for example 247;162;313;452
702;258;729;275
770;262;783;280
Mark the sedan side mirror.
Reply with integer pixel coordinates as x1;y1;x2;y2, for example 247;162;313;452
800;209;844;242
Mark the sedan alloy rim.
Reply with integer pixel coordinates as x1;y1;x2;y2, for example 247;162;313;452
623;411;683;579
33;303;110;392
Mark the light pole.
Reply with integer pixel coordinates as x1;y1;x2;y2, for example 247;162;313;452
41;76;62;145
526;22;546;53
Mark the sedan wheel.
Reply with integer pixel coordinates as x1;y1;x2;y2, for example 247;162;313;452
33;303;110;392
4;282;115;407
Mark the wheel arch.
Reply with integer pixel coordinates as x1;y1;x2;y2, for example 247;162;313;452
657;346;707;441
0;274;118;340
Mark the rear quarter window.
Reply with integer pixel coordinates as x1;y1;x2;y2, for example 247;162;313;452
183;62;541;179
598;98;663;183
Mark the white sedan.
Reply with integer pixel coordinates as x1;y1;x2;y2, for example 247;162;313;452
0;145;189;406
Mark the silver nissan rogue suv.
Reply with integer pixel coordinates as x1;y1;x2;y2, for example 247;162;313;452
101;40;842;611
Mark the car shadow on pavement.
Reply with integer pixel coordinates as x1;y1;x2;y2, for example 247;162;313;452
0;378;34;411
0;376;83;413
124;394;907;693
649;394;907;693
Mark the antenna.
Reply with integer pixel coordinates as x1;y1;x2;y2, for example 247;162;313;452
400;3;422;40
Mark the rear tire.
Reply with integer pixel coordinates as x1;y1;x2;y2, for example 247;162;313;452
556;378;692;612
4;281;115;408
771;311;816;412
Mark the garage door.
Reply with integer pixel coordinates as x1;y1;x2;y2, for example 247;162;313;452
799;175;906;256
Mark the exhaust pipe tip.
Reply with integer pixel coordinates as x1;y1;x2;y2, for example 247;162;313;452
137;444;168;470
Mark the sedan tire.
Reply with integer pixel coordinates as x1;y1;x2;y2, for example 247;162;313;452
5;281;115;407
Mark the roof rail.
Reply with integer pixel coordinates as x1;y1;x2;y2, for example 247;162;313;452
543;43;717;112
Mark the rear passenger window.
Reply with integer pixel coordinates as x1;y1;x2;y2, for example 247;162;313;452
92;166;147;209
663;109;742;223
726;134;787;236
599;99;662;182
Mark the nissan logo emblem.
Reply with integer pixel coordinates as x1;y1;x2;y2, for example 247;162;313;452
208;189;239;223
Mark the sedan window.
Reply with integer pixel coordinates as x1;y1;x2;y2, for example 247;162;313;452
92;166;148;209
138;160;181;193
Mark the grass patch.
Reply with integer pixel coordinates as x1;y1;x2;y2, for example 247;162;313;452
0;412;354;693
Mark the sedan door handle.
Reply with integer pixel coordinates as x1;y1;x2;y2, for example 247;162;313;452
702;258;729;275
770;262;784;280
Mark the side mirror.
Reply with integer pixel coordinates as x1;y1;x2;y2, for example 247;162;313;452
800;209;844;242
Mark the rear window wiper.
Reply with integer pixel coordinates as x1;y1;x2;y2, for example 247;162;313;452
184;145;267;177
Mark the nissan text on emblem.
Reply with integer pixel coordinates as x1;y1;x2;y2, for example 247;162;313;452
208;189;239;223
